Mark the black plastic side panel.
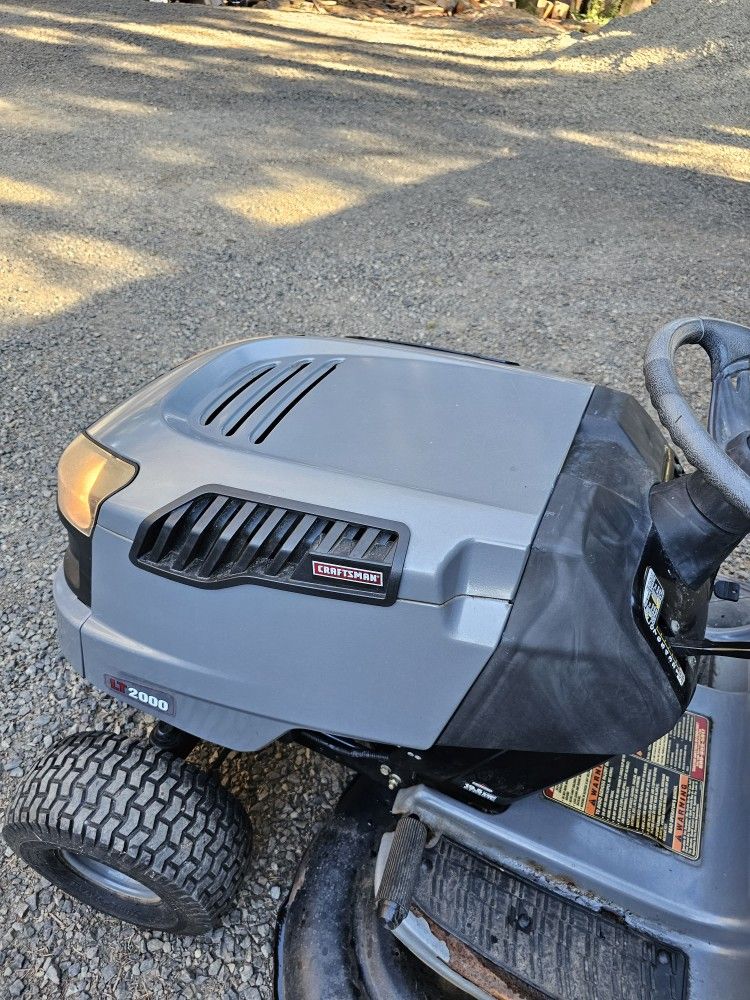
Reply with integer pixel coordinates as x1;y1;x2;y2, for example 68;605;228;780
294;729;607;811
60;513;92;608
439;388;698;755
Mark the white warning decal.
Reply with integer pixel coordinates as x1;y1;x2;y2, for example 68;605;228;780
545;712;710;860
642;567;685;687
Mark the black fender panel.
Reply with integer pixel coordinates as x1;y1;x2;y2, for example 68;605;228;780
276;777;462;1000
439;387;696;755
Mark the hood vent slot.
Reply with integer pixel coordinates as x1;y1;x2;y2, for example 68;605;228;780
132;489;408;605
203;364;278;427
199;357;342;444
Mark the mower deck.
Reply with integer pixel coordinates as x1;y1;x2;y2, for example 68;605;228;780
385;665;750;1000
279;651;749;1000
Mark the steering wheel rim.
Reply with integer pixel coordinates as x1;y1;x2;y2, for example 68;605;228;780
644;316;750;519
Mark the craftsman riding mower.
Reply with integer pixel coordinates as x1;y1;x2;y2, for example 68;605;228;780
4;317;750;999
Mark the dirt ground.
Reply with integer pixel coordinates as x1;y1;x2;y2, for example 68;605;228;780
0;0;748;997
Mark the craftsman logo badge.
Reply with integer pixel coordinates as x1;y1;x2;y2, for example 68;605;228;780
311;560;384;587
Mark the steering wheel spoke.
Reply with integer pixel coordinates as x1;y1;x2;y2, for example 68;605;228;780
709;359;750;449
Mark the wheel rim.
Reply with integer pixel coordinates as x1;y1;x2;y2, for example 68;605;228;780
60;850;161;905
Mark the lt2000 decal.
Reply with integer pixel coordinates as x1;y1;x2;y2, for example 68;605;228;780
105;675;175;715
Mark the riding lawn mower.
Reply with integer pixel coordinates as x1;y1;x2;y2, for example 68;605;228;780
4;317;750;999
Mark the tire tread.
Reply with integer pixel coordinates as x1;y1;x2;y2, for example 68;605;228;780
4;731;251;933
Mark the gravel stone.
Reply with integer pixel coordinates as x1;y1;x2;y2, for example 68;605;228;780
1;0;748;998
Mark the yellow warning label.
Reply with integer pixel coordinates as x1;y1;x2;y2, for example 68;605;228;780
544;712;710;860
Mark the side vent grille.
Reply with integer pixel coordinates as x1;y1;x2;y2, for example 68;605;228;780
132;489;409;605
199;357;342;444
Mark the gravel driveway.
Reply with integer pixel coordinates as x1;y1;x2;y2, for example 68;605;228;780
0;0;748;997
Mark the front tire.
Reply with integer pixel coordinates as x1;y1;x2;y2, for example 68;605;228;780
3;731;252;934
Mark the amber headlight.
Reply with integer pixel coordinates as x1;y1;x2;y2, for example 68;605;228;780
58;434;137;537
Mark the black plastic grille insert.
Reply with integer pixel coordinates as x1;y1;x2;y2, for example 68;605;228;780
131;488;409;605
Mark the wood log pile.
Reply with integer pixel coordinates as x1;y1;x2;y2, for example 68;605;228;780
194;0;655;22
536;0;572;19
198;0;654;26
244;0;576;29
249;0;519;17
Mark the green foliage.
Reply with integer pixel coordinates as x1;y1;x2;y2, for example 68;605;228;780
575;0;622;22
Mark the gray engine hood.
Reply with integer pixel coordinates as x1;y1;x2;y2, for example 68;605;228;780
89;336;592;605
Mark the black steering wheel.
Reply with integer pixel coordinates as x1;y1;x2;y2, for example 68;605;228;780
644;316;750;519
